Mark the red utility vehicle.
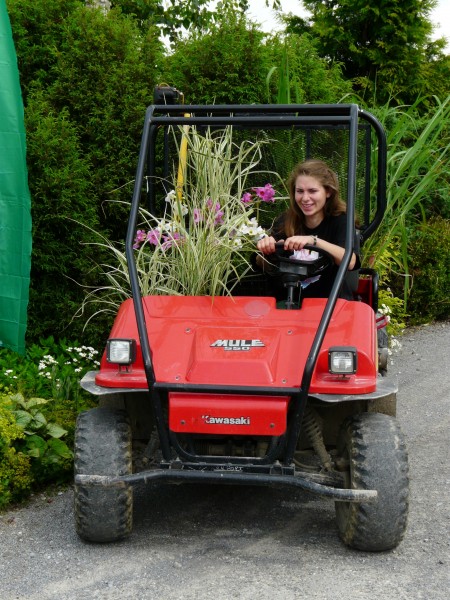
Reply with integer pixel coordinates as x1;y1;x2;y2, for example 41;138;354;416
75;102;409;551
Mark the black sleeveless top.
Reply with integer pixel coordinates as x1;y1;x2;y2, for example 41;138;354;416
269;213;360;299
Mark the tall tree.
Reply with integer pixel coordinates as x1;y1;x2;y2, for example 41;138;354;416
162;10;270;104
287;0;449;103
111;0;280;43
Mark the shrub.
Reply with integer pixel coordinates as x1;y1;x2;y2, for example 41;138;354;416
362;97;450;310
6;393;73;485
402;217;450;323
162;11;270;104
0;336;99;509
266;33;353;105
0;405;32;508
76;125;285;319
0;337;100;403
9;0;164;345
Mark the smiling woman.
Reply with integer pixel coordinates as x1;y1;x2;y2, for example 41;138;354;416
256;158;360;300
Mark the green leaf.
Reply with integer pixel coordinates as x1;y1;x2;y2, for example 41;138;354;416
13;410;33;429
10;392;26;408
25;435;47;458
47;438;73;459
30;411;47;430
26;397;49;409
46;422;68;439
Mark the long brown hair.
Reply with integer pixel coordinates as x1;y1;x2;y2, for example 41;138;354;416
282;159;348;237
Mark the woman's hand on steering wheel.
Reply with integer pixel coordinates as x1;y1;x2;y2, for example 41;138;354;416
256;235;280;255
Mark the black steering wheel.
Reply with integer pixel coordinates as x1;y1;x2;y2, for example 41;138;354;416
273;241;334;278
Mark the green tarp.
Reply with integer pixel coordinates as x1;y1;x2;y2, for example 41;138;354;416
0;3;32;355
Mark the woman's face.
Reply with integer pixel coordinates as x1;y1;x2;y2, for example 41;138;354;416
294;174;330;222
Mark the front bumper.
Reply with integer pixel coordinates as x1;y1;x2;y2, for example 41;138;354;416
75;467;377;503
80;370;397;404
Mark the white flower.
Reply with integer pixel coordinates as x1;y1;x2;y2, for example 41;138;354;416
172;202;189;219
379;304;392;315
165;190;176;203
236;218;266;241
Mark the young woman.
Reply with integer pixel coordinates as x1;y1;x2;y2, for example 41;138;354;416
256;159;360;299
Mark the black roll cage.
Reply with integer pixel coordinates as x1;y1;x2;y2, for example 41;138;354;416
124;104;387;467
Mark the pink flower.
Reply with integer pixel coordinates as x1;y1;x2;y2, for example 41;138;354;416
133;229;147;249
193;208;203;223
241;192;253;204
205;198;225;224
214;206;224;225
161;232;183;250
147;229;161;245
253;183;276;202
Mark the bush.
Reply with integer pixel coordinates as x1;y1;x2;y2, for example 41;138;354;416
266;33;353;104
0;337;99;509
8;0;164;345
163;11;270;104
6;393;73;485
403;217;450;323
0;405;32;508
0;336;100;402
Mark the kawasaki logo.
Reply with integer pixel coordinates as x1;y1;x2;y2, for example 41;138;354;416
210;339;265;351
202;415;251;426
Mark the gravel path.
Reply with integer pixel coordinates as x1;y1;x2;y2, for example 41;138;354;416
1;320;449;600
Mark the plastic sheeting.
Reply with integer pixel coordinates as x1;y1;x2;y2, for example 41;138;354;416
0;4;32;355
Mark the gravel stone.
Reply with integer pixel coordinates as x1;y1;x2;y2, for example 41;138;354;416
1;321;449;600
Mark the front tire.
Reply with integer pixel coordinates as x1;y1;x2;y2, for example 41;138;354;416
335;412;409;551
74;407;133;542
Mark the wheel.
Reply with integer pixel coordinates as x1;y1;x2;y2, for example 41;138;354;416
74;407;133;542
335;412;409;551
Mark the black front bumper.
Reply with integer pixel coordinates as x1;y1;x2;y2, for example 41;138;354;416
75;466;377;503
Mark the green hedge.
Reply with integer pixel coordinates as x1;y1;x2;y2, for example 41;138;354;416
8;0;163;346
6;0;450;347
405;217;450;322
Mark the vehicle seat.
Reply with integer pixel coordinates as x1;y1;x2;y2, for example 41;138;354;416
344;229;361;297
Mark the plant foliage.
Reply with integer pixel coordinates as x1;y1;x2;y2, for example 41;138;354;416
76;125;285;320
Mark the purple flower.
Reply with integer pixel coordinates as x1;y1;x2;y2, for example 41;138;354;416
214;208;224;225
133;229;147;249
241;192;253;204
205;198;225;224
147;229;161;245
161;232;183;250
193;208;203;223
253;183;276;203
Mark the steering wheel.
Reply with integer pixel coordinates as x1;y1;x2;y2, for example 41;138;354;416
274;241;334;278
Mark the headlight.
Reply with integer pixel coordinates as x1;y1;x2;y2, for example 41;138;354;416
328;347;357;374
106;339;136;365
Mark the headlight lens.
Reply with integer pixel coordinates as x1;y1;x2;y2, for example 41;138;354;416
328;347;357;374
106;339;136;365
